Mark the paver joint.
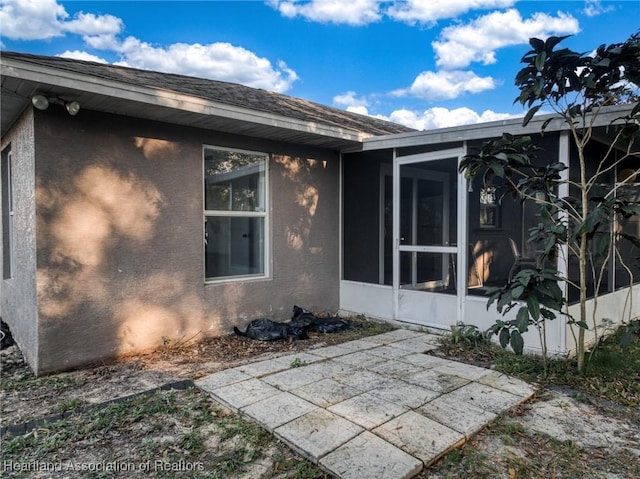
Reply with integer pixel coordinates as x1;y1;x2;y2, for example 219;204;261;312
195;330;534;479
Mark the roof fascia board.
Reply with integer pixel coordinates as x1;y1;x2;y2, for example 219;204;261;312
1;58;368;143
362;105;635;151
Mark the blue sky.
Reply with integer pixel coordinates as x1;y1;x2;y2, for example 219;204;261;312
1;0;638;130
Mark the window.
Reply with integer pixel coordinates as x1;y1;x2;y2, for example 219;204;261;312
204;147;268;281
2;146;13;279
479;186;498;227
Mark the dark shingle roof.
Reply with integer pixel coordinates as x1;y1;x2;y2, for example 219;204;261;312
1;51;414;137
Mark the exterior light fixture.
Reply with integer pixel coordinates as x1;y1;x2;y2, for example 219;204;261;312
65;101;80;116
31;94;49;110
31;94;80;116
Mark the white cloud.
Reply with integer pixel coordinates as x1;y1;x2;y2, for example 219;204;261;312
267;0;382;25
58;50;108;64
0;0;122;40
113;37;299;93
388;106;517;130
62;12;123;37
386;0;515;25
433;8;580;69
395;70;497;100
333;90;369;108
583;0;614;17
333;91;375;115
0;0;299;93
0;0;71;40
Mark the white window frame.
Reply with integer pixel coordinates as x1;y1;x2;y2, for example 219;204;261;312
203;145;270;283
2;146;14;280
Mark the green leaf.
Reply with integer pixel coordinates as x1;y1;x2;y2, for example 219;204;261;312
540;117;553;134
527;296;540;321
540;308;556;320
522;104;542;127
621;204;640;216
535;51;547;71
533;76;544;96
544;35;571;51
510;331;525;355
490;163;505;178
593;58;610;67
529;37;545;52
511;285;525;299
575;321;589;329
516;307;530;333
499;328;511;349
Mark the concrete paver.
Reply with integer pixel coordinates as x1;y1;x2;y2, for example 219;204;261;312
328;391;408;429
274;408;364;459
197;330;534;479
432;360;494;381
477;370;536;397
241;392;318;430
194;367;252;390
374;411;466;465
441;381;524;414
320;431;423;479
418;395;498;438
331;350;388;369
204;377;281;410
236;352;324;377
405;369;471;393
370;378;441;409
387;336;441;353
367;358;424;379
292;378;362;407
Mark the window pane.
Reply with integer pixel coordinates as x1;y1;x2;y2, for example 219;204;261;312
205;216;264;279
204;149;266;212
400;252;456;294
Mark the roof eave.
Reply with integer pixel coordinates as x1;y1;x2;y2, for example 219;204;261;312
1;57;371;146
361;105;636;150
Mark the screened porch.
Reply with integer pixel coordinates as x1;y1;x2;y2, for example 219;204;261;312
339;126;639;355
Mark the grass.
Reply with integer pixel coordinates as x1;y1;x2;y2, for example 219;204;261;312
1;387;329;478
438;320;640;407
425;319;640;479
0;374;85;392
428;410;640;479
1;314;392;479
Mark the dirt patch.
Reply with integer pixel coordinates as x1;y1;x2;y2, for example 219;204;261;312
0;319;393;429
2;320;639;479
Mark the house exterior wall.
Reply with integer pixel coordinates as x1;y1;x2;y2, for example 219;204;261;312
0;108;39;368
33;108;339;374
565;284;640;356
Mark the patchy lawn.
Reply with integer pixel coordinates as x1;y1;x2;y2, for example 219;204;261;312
1;317;392;478
1;318;639;479
422;321;640;479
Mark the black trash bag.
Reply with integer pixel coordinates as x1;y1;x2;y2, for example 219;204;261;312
233;306;353;342
234;318;309;341
290;305;353;334
1;319;15;350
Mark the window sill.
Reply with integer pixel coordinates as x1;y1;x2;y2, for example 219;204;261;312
204;275;271;286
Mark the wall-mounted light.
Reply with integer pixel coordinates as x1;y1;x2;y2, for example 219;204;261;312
65;101;80;116
31;94;49;110
31;94;80;116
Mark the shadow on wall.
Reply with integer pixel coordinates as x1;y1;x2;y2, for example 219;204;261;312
34;134;209;373
273;155;334;305
276;155;322;252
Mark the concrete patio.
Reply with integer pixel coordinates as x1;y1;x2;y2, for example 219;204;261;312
196;329;535;479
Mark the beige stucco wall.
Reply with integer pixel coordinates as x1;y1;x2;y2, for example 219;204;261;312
1;108;39;369
33;108;340;374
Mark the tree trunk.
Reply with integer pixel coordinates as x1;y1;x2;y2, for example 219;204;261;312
577;148;589;373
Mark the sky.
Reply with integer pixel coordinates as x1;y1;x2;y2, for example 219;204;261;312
1;0;638;130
